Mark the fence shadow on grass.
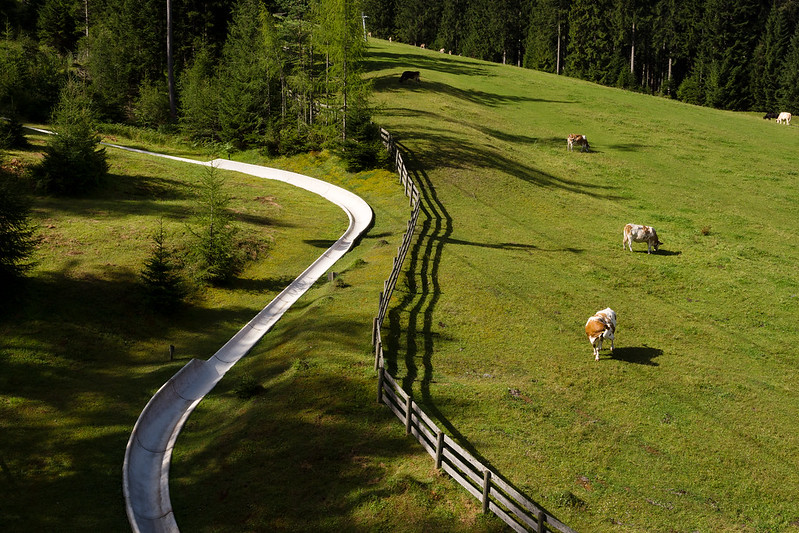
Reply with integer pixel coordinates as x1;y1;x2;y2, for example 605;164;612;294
377;129;575;532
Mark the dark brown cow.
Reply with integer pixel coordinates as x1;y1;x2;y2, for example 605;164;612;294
399;71;421;83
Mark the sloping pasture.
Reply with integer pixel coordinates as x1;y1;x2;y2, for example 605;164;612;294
2;131;505;531
368;39;799;531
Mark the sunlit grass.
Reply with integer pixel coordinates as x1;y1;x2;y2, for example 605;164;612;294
367;39;799;531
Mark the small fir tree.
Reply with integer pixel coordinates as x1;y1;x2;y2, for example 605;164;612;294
188;165;241;285
0;163;38;284
141;219;187;312
36;79;108;195
0;117;26;149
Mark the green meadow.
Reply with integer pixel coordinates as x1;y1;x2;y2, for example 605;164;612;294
364;39;799;531
2;129;500;531
4;38;799;533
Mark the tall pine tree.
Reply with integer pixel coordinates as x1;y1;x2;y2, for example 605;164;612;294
566;0;614;84
778;24;799;113
702;0;760;110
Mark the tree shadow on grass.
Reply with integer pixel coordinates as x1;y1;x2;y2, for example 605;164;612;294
364;50;493;78
391;129;622;199
610;346;662;366
373;75;575;109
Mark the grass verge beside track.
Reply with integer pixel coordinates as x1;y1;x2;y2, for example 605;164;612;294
1;130;502;531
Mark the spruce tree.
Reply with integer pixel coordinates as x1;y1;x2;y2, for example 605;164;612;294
36;79;108;195
702;0;760;110
178;45;221;143
141;219;187;312
778;25;799;113
566;0;614;84
314;0;368;142
217;0;272;149
757;4;792;111
394;0;437;46
188;165;241;285
0;163;38;283
524;0;561;73
36;0;81;54
461;0;504;61
437;0;467;53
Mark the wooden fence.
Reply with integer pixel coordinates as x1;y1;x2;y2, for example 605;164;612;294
373;128;576;533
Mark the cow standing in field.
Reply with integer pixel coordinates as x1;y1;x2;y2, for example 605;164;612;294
777;112;792;125
622;223;662;254
567;134;590;152
399;71;421;83
585;308;617;361
764;112;779;120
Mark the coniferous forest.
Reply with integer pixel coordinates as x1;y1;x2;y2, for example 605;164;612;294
0;0;385;169
365;0;799;113
2;0;798;150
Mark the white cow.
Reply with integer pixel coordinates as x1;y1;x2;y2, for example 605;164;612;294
623;223;662;254
777;112;792;125
585;308;616;361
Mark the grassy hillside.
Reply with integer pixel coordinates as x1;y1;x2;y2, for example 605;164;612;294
2;130;503;531
366;39;799;531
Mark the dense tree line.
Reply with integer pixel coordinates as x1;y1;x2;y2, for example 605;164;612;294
0;0;385;287
364;0;799;113
0;0;381;162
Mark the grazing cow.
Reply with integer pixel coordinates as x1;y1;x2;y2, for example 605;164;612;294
420;44;426;49
399;71;421;84
440;48;445;53
777;112;792;125
764;112;779;120
585;308;617;361
567;134;590;152
622;223;663;254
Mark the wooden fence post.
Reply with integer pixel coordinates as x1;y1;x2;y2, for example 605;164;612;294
405;396;413;434
537;510;547;533
372;317;378;346
482;470;492;514
377;367;384;404
435;431;445;469
374;341;382;371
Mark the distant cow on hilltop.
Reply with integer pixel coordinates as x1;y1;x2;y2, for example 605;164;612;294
399;71;421;83
764;112;779;120
777;112;792;125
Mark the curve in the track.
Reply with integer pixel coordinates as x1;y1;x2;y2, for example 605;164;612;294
115;148;373;533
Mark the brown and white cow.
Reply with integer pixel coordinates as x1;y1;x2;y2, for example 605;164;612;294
777;112;792;125
585;308;616;361
567;134;590;152
622;223;662;254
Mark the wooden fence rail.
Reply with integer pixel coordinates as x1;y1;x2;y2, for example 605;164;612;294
374;128;576;533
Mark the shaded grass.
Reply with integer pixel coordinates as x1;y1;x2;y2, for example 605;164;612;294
368;40;799;531
1;130;500;531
